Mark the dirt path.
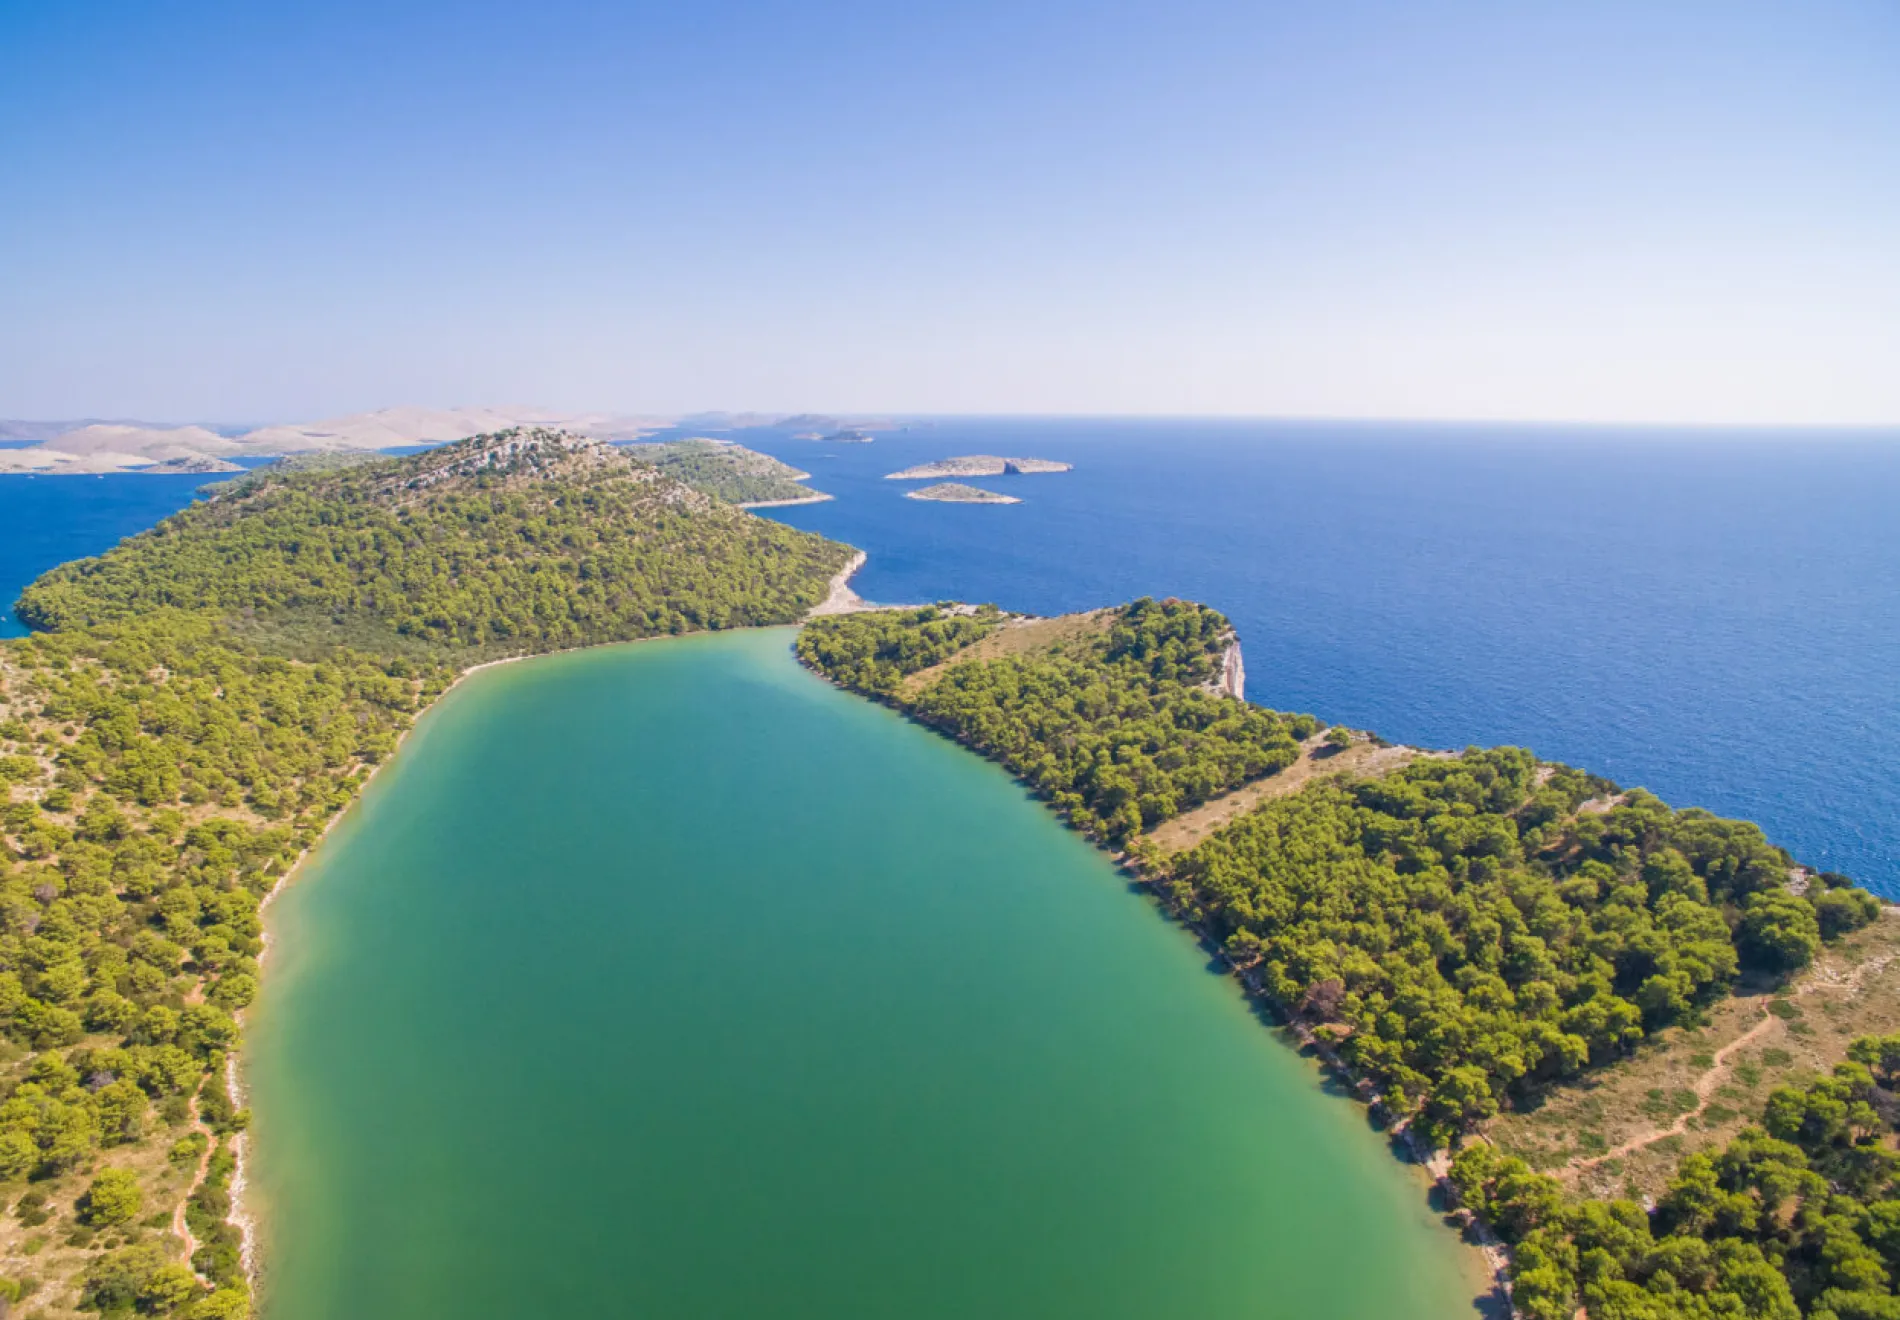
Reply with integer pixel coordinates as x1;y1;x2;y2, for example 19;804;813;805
1146;737;1425;854
898;610;1114;695
1572;1007;1777;1172
1567;943;1900;1175
172;1083;217;1280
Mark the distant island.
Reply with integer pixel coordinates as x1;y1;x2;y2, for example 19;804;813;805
773;416;899;443
885;455;1071;480
0;406;925;475
905;483;1020;505
147;455;244;475
0;406;669;475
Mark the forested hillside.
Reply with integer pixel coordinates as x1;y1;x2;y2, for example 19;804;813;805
800;598;1317;841
19;430;850;654
802;598;1889;1318
0;429;853;1317
1182;747;1885;1126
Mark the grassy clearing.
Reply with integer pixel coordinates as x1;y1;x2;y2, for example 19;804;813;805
897;609;1115;695
1484;906;1900;1200
1147;735;1425;854
0;1035;203;1317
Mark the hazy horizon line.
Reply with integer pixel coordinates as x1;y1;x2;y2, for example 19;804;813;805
6;408;1900;434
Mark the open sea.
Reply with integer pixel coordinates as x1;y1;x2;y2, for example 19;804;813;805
3;418;1897;891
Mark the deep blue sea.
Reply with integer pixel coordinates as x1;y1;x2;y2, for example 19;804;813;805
728;419;1900;893
4;419;1897;892
0;475;217;633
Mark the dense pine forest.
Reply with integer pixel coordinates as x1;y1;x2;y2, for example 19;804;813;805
799;598;1318;841
0;430;852;1316
801;600;1891;1319
18;432;847;654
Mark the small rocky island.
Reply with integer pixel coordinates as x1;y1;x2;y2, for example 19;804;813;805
885;454;1071;480
623;437;831;506
905;482;1021;504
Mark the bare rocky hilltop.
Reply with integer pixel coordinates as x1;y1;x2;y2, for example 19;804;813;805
0;406;911;475
884;455;1072;480
0;405;669;475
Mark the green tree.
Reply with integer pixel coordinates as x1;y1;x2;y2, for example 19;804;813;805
1738;890;1822;973
79;1167;142;1226
138;1263;204;1312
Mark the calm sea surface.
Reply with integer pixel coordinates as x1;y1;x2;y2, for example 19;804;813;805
248;631;1482;1318
0;475;212;633
724;419;1900;893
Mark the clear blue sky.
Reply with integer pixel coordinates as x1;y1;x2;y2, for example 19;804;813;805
2;0;1896;423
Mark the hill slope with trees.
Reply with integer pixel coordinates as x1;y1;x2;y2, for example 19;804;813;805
0;429;853;1316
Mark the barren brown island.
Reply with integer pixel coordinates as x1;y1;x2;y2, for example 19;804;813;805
0;428;1892;1319
884;454;1072;480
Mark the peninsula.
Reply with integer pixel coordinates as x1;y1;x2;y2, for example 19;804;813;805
0;430;853;1315
799;601;1899;1320
622;437;830;507
884;455;1071;480
904;483;1020;505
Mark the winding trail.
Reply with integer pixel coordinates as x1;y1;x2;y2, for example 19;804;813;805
1568;942;1900;1175
172;1082;217;1282
1571;1006;1777;1172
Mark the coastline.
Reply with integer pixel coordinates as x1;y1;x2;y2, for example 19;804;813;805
807;550;869;616
1127;865;1516;1310
223;654;492;1289
737;492;833;510
788;642;1515;1314
225;556;869;1295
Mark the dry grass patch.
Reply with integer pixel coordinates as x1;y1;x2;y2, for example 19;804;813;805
1484;908;1900;1200
0;1041;204;1316
898;609;1115;695
1147;736;1425;855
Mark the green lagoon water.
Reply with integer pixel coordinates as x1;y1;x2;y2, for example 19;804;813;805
248;629;1483;1318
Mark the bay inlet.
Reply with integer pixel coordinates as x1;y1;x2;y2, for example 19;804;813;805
246;628;1484;1318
